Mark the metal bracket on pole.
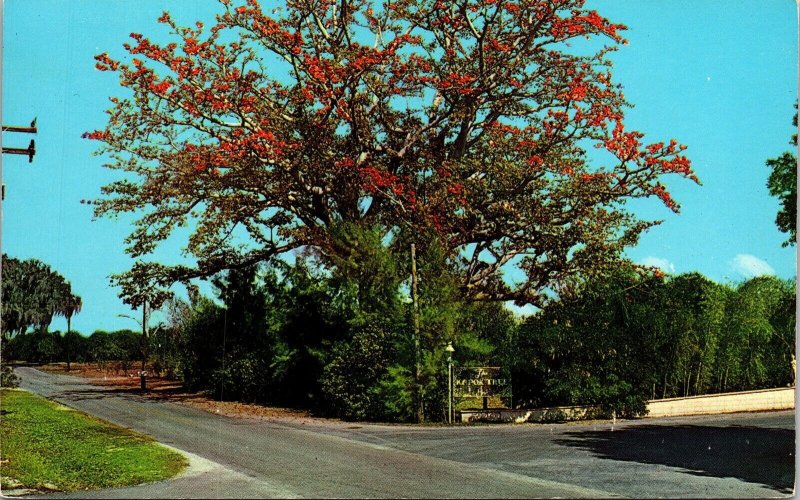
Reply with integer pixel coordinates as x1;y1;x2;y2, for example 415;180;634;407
2;119;37;163
2;118;37;134
2;140;35;162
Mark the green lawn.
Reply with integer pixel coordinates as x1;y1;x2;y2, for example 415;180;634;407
0;388;187;492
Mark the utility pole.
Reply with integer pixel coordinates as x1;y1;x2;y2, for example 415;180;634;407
1;117;38;357
411;243;423;423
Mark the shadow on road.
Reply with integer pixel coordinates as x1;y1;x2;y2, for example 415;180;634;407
555;424;795;493
55;387;151;403
54;383;208;404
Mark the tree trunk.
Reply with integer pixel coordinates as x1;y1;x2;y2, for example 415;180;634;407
694;362;702;394
65;316;71;372
411;244;423;423
723;366;729;392
683;371;690;397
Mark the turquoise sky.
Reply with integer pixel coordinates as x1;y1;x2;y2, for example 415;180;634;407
2;0;797;333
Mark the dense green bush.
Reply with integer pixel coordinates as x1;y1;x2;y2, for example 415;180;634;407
321;325;396;420
1;366;20;388
371;365;416;422
210;352;270;403
85;330;140;372
174;298;226;391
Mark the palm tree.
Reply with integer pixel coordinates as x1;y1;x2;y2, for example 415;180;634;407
2;254;82;364
63;294;83;371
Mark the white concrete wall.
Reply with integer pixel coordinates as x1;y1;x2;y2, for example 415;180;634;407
458;387;795;423
645;387;795;418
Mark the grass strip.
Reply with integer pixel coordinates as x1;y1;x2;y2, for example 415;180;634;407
0;388;187;492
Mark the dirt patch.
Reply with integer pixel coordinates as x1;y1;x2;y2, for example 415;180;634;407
37;363;320;422
39;363;178;391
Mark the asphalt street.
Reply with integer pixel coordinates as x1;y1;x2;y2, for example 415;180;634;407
12;367;796;498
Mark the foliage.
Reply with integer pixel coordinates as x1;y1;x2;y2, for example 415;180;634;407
4;253;793;421
174;296;226;391
170;261;338;407
515;268;663;416
7;331;67;365
129;255;796;420
321;325;396;420
36;335;60;364
86;330;140;372
514;271;796;415
318;223;406;419
5;329;140;370
0;389;186;492
266;260;341;408
372;364;416;421
1;254;82;340
148;317;183;378
765;105;797;246
1;366;20;388
210;352;270;402
719;276;795;390
157;227;512;421
87;0;696;311
657;273;728;398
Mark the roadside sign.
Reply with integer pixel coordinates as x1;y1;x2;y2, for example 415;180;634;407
454;366;512;409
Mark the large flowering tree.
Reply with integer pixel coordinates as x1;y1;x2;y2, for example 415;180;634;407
86;0;696;307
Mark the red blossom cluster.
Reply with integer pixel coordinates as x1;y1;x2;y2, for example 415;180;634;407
94;53;119;71
361;165;398;190
440;73;479;95
359;165;417;205
81;130;109;141
651;184;676;211
549;10;626;42
149;80;172;94
447;182;465;196
604;122;644;161
527;155;544;168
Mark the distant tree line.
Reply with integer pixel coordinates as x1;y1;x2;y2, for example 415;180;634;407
6;329;141;372
512;271;795;416
4;236;795;420
1;255;82;340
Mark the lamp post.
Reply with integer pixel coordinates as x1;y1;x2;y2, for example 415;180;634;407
445;342;455;424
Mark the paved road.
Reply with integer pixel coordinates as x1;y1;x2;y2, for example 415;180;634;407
14;367;795;498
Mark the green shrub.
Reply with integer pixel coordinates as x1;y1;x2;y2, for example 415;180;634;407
1;366;20;388
321;325;395;420
210;352;269;403
372;364;415;422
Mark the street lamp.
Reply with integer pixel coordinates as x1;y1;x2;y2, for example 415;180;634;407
446;342;455;424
